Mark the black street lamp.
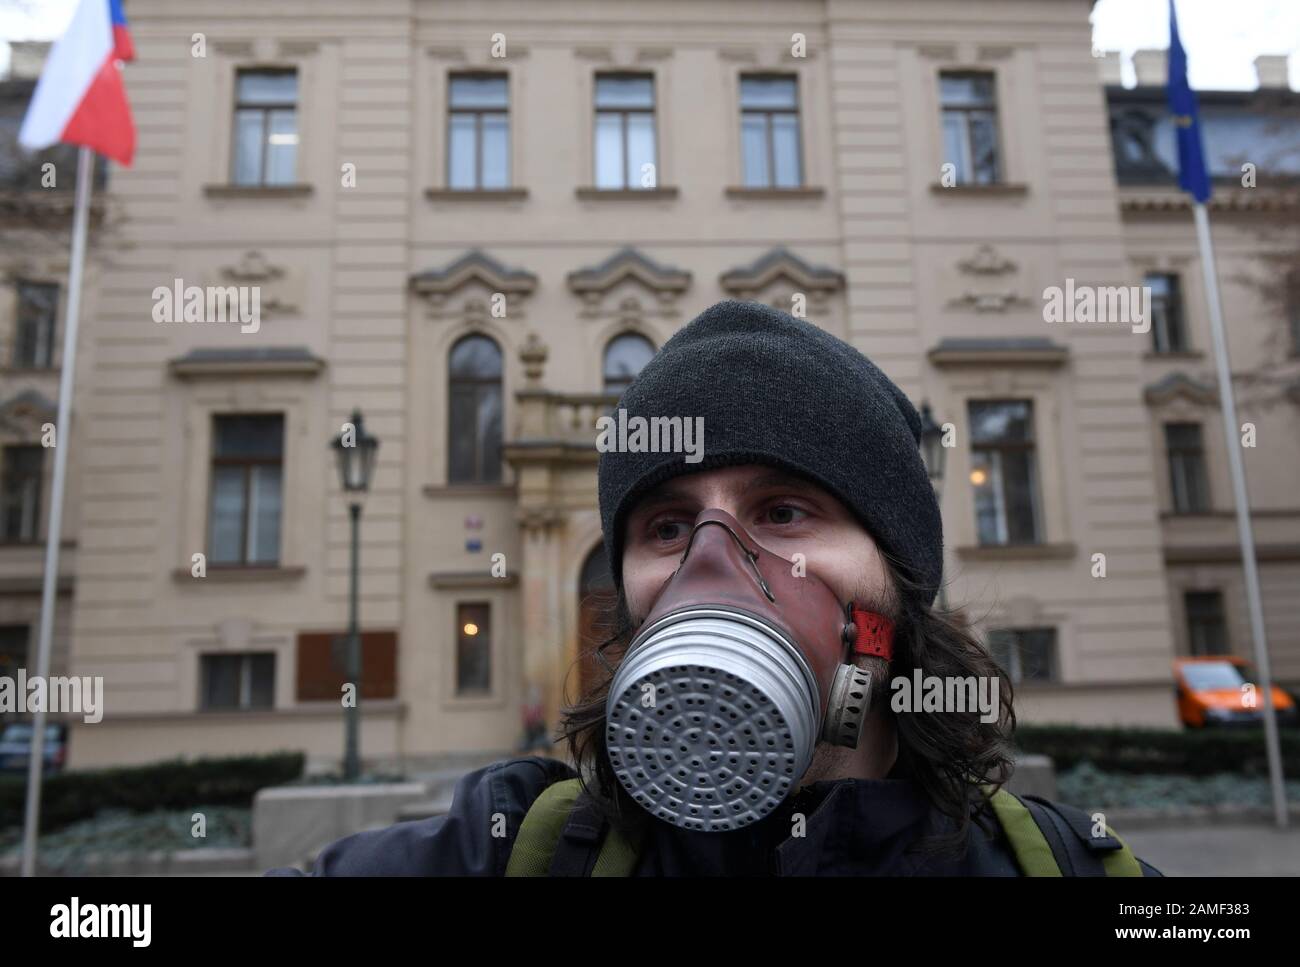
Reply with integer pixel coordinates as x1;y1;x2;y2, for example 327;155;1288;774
918;402;948;608
331;409;379;781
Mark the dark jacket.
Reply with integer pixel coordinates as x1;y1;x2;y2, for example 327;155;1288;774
266;755;1163;876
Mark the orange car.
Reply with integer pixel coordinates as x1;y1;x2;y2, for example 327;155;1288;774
1174;656;1298;728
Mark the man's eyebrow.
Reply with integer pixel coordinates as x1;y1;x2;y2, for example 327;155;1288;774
630;487;694;515
743;471;816;494
632;472;818;516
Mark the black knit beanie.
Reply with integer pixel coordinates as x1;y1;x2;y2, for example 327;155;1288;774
597;299;943;603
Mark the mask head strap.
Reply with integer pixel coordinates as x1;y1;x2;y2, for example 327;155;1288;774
849;606;894;662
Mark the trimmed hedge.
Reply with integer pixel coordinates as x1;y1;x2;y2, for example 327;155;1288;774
1013;724;1300;777
0;751;304;834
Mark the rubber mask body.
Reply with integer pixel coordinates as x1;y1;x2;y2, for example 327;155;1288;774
605;508;871;832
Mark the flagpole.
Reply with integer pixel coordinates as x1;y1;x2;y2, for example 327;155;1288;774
20;145;95;877
1192;201;1288;829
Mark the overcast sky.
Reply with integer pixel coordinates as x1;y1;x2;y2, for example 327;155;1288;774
1;0;1297;90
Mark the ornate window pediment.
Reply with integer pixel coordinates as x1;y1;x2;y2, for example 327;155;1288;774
566;248;690;319
411;250;538;321
719;248;844;316
1144;372;1218;407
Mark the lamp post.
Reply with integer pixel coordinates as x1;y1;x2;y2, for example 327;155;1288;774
919;402;948;609
331;409;379;782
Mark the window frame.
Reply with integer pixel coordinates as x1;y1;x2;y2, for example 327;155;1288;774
738;73;803;189
593;72;658;190
0;444;44;544
1184;590;1230;657
446;72;511;190
968;399;1044;547
454;601;492;697
602;331;656;396
988;627;1058;684
13;281;59;370
1164;421;1211;514
230;67;299;187
206;413;286;567
938;70;1003;186
447;334;504;485
199;651;276;711
1148;272;1188;354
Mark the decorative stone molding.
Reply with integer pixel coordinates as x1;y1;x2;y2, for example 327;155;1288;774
949;290;1031;313
958;244;1017;276
1119;188;1300;213
168;347;325;380
410;250;538;320
566;248;691;319
928;338;1068;368
719;248;844;316
212;40;255;57
949;244;1029;313
518;507;564;536
718;44;816;66
278;40;321;57
213;249;301;316
520;332;548;387
0;389;56;439
916;44;958;61
956;543;1076;562
429;571;519;590
1144;372;1218;406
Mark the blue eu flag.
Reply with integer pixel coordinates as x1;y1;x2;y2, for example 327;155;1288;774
1166;0;1211;202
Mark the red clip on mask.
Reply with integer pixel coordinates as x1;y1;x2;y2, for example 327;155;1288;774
605;508;894;833
849;607;894;661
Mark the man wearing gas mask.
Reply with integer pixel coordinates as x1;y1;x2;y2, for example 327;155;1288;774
272;300;1160;877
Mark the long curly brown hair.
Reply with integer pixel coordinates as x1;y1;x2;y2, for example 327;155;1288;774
556;551;1018;859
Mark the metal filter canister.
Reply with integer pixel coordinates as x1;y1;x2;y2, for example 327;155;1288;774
605;606;821;833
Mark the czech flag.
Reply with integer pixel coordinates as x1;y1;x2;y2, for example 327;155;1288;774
18;0;136;166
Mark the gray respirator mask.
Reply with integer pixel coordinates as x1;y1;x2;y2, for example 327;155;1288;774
604;507;895;832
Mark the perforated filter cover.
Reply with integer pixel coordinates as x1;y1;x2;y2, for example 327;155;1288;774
605;609;819;833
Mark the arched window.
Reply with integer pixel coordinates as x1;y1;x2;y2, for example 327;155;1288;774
602;332;655;395
575;544;617;698
448;334;503;483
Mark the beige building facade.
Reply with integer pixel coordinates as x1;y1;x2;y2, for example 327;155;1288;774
1;0;1296;770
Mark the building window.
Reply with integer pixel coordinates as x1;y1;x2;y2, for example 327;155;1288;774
1184;591;1229;656
602;332;656;396
232;69;298;186
940;72;1001;185
1148;272;1187;353
988;628;1057;683
447;73;509;190
12;282;58;369
448;334;503;484
456;602;491;695
968;400;1042;545
0;446;43;542
1165;422;1211;514
200;652;275;710
208;414;284;565
594;74;656;190
0;625;28;682
740;75;802;188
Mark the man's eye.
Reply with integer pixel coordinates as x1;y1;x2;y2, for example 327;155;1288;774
654;521;687;542
766;504;806;525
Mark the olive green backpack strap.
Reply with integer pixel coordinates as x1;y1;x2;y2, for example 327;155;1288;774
983;786;1143;877
505;777;642;877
